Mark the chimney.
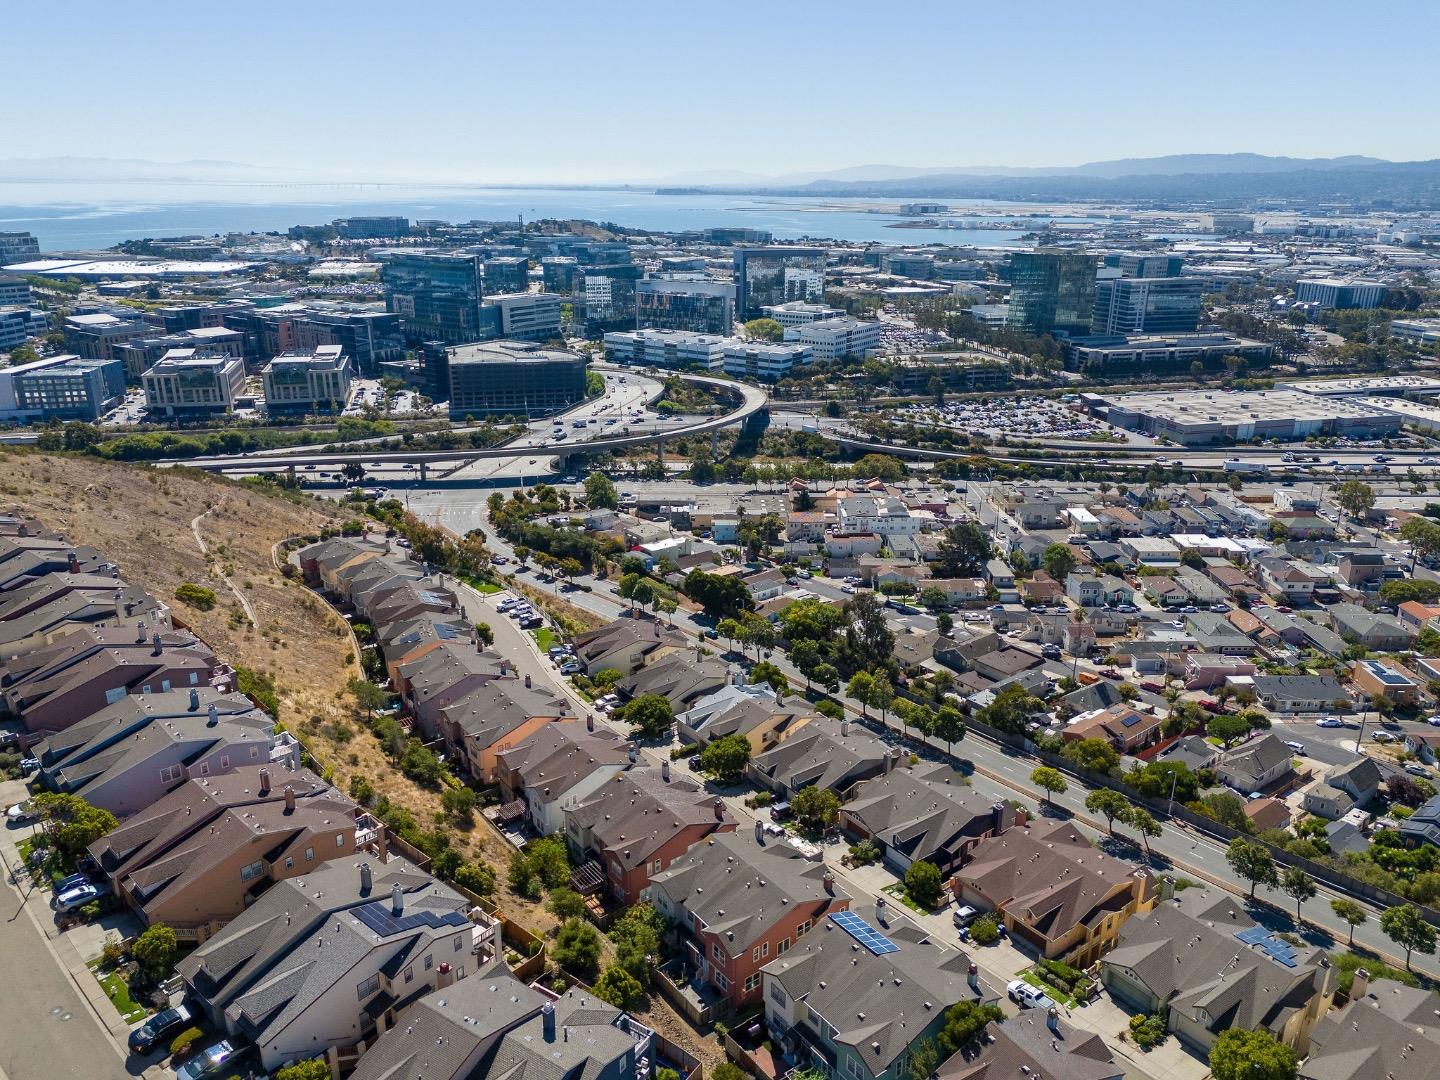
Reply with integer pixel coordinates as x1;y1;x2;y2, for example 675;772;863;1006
1046;1006;1061;1037
524;674;532;689
713;797;725;821
841;720;851;738
360;862;373;895
437;961;454;989
259;768;271;794
884;747;902;775
477;635;484;653
152;632;163;656
823;871;835;895
67;551;80;573
136;620;147;643
990;802;1006;837
875;895;888;925
662;759;671;782
968;963;979;992
189;687;201;711
587;714;595;732
628;743;638;765
1352;968;1372;1000
542;1001;556;1043
755;819;765;844
283;784;296;813
16;523;26;537
1158;875;1176;903
391;881;404;916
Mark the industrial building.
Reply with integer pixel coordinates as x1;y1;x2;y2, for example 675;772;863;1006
1084;388;1402;445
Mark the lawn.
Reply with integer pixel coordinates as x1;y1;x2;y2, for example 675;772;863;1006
531;627;557;652
881;881;930;914
1019;969;1079;1009
92;965;148;1023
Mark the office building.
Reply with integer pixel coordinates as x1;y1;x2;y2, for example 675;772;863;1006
141;349;248;417
0;355;124;423
0;233;40;264
760;300;846;327
1392;318;1440;345
578;262;643;333
443;340;587;419
1207;213;1255;234
787;317;881;361
880;253;936;279
722;341;811;380
332;216;409;239
0;276;30;306
1092;277;1203;335
1102;254;1184;278
64;313;149;362
1005;250;1097;335
294;307;405;376
604;329;729;370
1064;332;1273;376
705;227;772;244
113;328;246;383
733;247;828;318
0;307;44;351
541;257;578;293
483;257;529;294
480;292;562;342
1085;387;1401;445
1295;278;1386;310
262;345;353;413
635;278;736;334
379;252;484;343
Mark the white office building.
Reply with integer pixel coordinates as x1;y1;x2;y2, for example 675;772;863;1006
262;344;353;413
1392;318;1440;345
142;349;247;416
836;494;920;537
603;329;729;370
786;316;882;361
484;292;562;342
1294;279;1386;310
721;341;812;381
760;301;845;328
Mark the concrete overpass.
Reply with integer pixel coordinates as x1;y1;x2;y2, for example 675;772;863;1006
162;371;768;478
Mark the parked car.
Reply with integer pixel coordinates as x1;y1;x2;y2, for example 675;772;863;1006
54;873;92;894
175;1040;252;1080
1405;763;1432;777
1317;717;1344;728
53;882;103;913
952;904;979;929
1371;731;1397;743
1006;980;1055;1010
1427;715;1440;728
1285;741;1306;754
6;800;37;823
559;661;582;675
128;1003;194;1055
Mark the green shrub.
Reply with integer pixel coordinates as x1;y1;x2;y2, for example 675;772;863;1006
669;743;700;760
847;839;881;866
1129;1013;1168;1050
745;791;774;808
174;583;217;611
170;1027;205;1056
969;916;999;945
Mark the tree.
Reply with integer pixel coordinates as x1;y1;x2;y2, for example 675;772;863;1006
712;1066;749;1080
1030;766;1067;808
453;862;496;896
552;918;602;982
31;793;118;865
276;1060;332;1080
584;472;618;510
906;1038;938;1080
1381;903;1438;969
839;591;895;676
618;693;675;739
1125;807;1161;858
546;887;588;921
1207;712;1252;748
1335;479;1376;519
1280;866;1316;921
1226;838;1279;899
1085;789;1130;836
685;569;754;619
904;859;944;908
1179;547;1207;570
791;786;841;833
132;923;178;980
698;733;751;785
847;671;876;717
441;785;478;826
1401;517;1440;564
1041;543;1077;583
743;317;785;342
1128;760;1199;804
974;683;1044;735
1330;898;1368;945
593;965;646;1010
919;585;950;612
936;1000;1005;1056
814;661;840;694
869;676;895;729
347;676;389;721
751;660;789;694
936;522;991;577
854;453;906;482
610;902;664;982
932;705;966;756
1208;1029;1297;1080
936;612;953;636
474;621;495;648
1062;738;1120;774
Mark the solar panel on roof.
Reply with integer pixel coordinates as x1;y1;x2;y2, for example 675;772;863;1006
1120;713;1142;727
830;911;899;955
353;900;468;938
1234;926;1298;968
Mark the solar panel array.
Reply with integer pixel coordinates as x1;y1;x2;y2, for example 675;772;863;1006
1120;712;1143;728
830;910;899;955
1234;925;1298;968
353;900;469;938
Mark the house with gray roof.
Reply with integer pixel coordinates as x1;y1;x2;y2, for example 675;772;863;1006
1101;888;1336;1055
618;653;729;709
1399;794;1440;849
937;1014;1123;1080
747;717;895;800
1300;977;1440;1080
0;583;169;661
1217;734;1297;794
1329;602;1415;652
495;723;632;835
1302;757;1384;820
178;857;496;1072
1250;675;1348;713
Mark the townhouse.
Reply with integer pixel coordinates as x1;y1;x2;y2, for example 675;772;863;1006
437;678;574;784
1300;976;1440;1080
1329;603;1414;652
1350;657;1421;707
494;721;633;835
1216;734;1297;795
677;684;819;752
1062;704;1164;754
937;1014;1123;1080
571;616;690;676
747;717;894;800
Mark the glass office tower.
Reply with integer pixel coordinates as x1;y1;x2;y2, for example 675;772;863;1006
1006;250;1097;335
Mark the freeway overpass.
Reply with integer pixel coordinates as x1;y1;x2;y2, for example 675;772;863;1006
162;372;767;476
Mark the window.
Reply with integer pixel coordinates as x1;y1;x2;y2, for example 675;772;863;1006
249;746;259;759
220;755;230;769
769;981;787;1009
846;1058;864;1080
457;966;464;979
424;954;433;971
796;920;812;937
711;942;724;964
454;935;464;951
198;763;209;777
761;942;769;958
305;847;314;862
284;857;294;870
189;672;199;685
337;834;345;847
105;687;125;704
160;680;171;692
140;685;152;694
356;974;380;1000
778;938;790;955
652;859;662;874
240;860;264;882
158;764;183;784
744;973;761;993
714;971;729;993
752;946;761;963
404;967;413;984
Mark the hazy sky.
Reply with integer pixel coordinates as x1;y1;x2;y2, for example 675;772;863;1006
7;0;1439;182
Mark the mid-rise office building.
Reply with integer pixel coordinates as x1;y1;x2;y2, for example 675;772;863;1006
483;257;530;294
1295;278;1386;310
733;247;828;318
64;313;150;362
541;257;578;293
442;340;588;419
1392;318;1440;345
332;216;409;239
1102;254;1184;278
0;233;40;265
722;341;812;381
578;263;643;333
786;317;882;361
141;349;247;417
0;276;31;306
479;292;562;342
1006;250;1097;335
0;354;124;423
635;278;736;334
604;329;729;370
880;253;936;279
1092;277;1203;335
705;227;772;245
113;328;246;383
1063;332;1274;377
761;301;846;328
1207;213;1255;234
294;307;405;376
379;252;485;343
0;307;45;351
262;345;353;413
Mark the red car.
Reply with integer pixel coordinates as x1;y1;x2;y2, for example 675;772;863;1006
1140;681;1164;693
1099;668;1122;680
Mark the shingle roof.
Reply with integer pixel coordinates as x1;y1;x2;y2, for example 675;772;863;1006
1301;983;1440;1080
938;1016;1122;1080
567;767;730;871
842;764;1004;868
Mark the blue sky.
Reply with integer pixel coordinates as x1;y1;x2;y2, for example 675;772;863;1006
6;0;1439;182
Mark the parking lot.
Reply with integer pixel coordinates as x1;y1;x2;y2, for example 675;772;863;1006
895;396;1134;442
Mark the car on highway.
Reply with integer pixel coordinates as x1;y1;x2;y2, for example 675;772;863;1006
1006;980;1054;1010
128;1003;194;1055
